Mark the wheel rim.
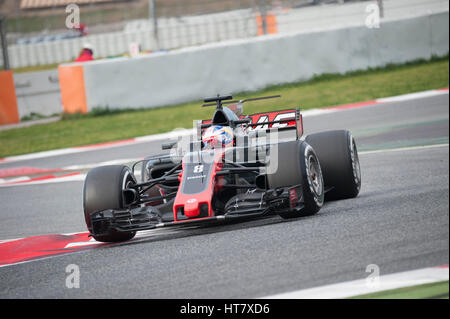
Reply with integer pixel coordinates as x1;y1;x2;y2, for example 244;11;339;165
121;169;137;207
308;154;323;196
349;136;361;189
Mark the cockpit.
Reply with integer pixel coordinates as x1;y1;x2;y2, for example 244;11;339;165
211;106;240;127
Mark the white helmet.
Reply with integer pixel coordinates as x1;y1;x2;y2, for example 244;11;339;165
82;43;94;51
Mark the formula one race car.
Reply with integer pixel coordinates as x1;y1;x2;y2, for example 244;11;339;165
83;95;361;242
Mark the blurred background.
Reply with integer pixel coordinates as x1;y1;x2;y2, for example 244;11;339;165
1;0;448;68
0;0;448;122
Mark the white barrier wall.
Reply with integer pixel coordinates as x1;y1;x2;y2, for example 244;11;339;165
14;70;62;118
76;12;448;112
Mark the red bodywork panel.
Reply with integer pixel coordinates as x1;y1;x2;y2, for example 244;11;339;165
173;151;223;220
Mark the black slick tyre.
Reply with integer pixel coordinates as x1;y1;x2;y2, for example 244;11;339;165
83;165;137;242
305;130;361;200
266;141;324;218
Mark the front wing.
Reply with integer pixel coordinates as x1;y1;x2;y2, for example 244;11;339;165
89;185;305;237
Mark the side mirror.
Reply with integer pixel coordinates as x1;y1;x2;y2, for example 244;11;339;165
162;142;177;150
227;101;244;117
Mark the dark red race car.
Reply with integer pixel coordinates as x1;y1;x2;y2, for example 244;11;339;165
83;95;361;242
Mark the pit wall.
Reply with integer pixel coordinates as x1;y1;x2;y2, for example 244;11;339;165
58;12;449;114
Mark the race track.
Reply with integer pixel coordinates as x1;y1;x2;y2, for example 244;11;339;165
0;93;448;298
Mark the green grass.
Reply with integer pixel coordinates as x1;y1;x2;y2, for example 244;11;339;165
12;63;64;74
0;56;448;158
349;280;449;299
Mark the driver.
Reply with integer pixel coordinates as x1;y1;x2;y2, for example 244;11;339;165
202;125;234;149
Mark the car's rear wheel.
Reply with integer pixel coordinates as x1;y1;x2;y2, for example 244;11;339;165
83;165;137;242
305;130;361;200
266;141;324;218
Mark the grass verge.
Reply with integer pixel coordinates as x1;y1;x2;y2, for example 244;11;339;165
349;280;449;299
0;56;448;158
12;63;62;74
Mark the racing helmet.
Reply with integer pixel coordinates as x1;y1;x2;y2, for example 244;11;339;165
82;43;94;52
202;125;234;149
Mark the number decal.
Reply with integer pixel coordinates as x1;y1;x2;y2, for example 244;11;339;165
193;165;204;173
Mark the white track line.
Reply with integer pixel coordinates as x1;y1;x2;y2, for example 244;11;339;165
62;157;142;171
261;265;449;299
0;173;86;187
376;89;448;104
301;108;337;117
359;143;449;155
0;237;24;244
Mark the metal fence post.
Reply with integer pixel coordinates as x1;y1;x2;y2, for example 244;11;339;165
149;0;159;50
377;0;384;18
0;14;10;70
259;0;267;35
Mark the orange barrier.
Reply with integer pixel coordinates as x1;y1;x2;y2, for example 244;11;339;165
58;64;88;114
0;70;20;125
256;14;278;36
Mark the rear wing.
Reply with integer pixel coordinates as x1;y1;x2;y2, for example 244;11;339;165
201;108;303;140
245;108;303;139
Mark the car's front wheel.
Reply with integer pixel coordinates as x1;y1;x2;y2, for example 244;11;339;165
83;165;137;242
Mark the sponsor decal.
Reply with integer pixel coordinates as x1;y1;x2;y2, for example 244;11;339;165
187;175;206;180
289;187;298;208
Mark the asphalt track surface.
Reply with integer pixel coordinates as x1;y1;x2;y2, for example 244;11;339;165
0;94;448;298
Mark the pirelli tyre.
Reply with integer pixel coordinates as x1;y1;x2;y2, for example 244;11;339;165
266;141;324;218
83;165;137;242
305;130;361;200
